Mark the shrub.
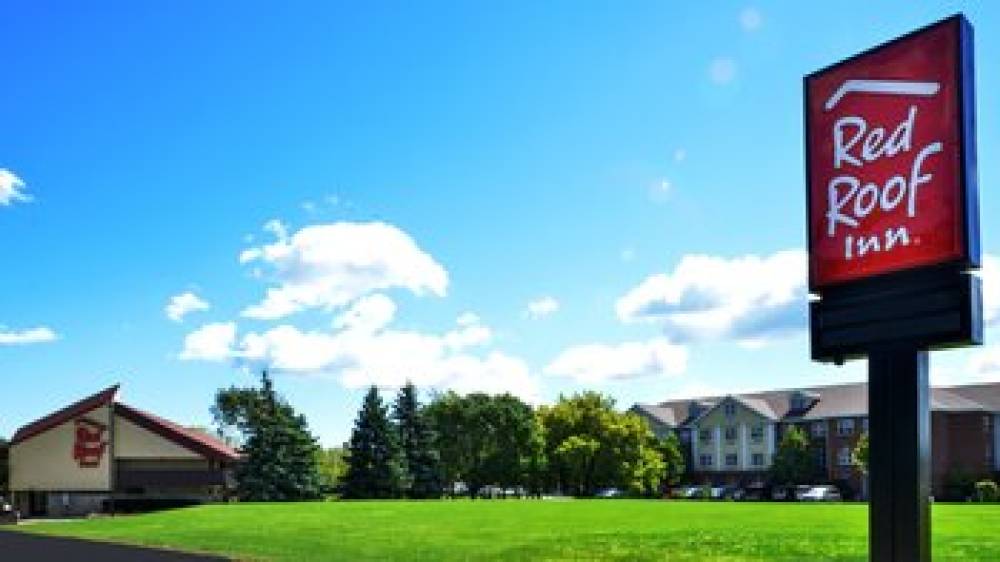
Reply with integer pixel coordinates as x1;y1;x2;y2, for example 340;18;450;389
943;470;976;501
975;480;999;503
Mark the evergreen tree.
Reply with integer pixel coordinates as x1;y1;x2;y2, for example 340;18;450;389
392;382;443;499
343;386;405;499
214;371;324;501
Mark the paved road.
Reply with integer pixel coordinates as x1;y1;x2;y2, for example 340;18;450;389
0;529;230;561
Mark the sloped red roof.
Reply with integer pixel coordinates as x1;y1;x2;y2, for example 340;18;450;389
11;384;120;444
114;402;240;462
11;384;240;462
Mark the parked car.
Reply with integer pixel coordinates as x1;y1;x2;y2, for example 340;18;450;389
712;485;741;500
0;497;19;524
710;486;736;500
596;488;622;498
793;485;814;501
670;486;691;499
800;485;842;502
673;485;706;499
741;484;766;501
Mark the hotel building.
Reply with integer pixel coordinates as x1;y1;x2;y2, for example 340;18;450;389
632;381;1000;498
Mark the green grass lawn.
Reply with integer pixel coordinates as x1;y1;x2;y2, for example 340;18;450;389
12;500;1000;561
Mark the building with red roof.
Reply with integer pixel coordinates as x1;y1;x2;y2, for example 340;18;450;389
7;385;240;517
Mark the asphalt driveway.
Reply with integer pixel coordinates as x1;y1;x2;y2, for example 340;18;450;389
0;529;229;561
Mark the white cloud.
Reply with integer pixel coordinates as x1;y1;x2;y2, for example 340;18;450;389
0;326;58;346
526;296;559;319
179;322;237;361
648;178;673;203
544;338;688;384
239;222;448;320
181;301;537;402
263;218;288;240
165;291;210;322
621;248;637;263
456;312;480;326
969;346;1000;381
673;149;687;163
0;169;31;206
709;57;737;85
930;364;962;387
978;254;1000;326
332;293;397;334
617;249;807;346
658;381;723;401
740;7;763;32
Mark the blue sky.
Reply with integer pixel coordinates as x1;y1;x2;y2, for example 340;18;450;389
2;1;999;446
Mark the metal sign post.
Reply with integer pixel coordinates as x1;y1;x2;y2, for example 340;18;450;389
804;15;981;562
868;345;930;561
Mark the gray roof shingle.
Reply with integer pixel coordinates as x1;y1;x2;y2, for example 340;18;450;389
635;380;1000;426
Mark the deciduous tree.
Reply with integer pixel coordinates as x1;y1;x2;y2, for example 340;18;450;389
769;426;821;485
0;437;9;493
658;433;686;490
852;433;869;474
316;448;348;492
424;391;543;498
538;392;663;496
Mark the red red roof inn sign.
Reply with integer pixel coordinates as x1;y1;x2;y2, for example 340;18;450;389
804;15;982;562
806;15;982;363
807;15;978;288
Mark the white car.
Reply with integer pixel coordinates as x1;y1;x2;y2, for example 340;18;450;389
800;485;842;501
596;488;622;498
0;497;18;524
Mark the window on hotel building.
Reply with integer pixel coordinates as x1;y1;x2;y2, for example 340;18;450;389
862;418;869;434
724;426;737;443
837;419;855;437
811;421;826;438
752;453;764;467
724;402;737;418
791;395;806;411
726;454;738;467
699;429;712;443
700;454;713;467
751;424;764;442
837;447;852;466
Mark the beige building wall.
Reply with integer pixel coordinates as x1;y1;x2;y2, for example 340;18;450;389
10;406;113;492
695;400;772;471
114;416;201;459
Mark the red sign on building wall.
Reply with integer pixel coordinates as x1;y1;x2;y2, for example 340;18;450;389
72;418;108;468
805;16;978;289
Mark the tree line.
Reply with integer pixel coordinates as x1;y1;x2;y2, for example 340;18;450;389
342;383;685;499
210;371;685;501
